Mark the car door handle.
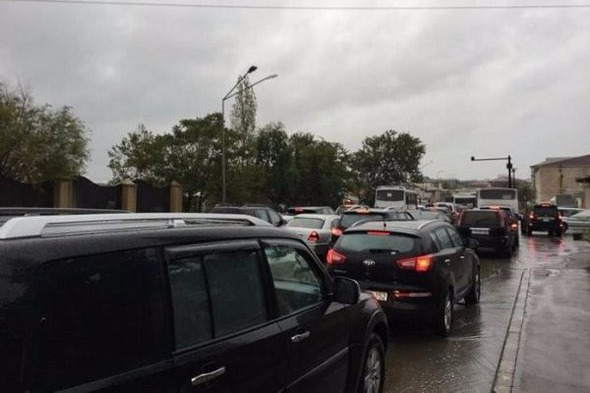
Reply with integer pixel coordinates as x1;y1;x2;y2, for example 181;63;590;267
291;331;310;343
460;256;465;260
444;259;451;264
191;366;226;386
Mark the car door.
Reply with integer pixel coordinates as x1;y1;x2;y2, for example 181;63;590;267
165;240;285;393
446;226;473;294
261;239;350;393
433;227;464;293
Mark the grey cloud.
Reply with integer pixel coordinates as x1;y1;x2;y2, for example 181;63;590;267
1;3;589;182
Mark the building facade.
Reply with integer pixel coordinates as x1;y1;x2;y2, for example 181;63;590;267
530;155;590;208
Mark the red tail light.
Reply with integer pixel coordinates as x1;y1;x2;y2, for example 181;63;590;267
326;249;346;265
307;231;320;243
511;223;518;229
529;212;535;219
367;231;389;236
331;227;343;237
396;254;433;272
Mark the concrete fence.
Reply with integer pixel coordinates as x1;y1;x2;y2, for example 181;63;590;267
1;176;183;212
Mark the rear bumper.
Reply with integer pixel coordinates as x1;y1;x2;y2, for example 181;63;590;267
528;220;561;231
357;280;439;316
472;235;510;249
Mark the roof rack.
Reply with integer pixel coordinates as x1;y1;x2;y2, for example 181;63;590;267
0;213;270;240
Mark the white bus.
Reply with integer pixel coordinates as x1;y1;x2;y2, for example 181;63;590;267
453;192;477;208
374;186;419;209
477;187;519;212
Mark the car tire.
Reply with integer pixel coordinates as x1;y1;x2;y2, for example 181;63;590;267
465;267;481;305
433;290;453;337
526;227;533;236
358;333;385;393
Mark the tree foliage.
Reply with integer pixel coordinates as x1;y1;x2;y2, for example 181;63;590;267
352;130;425;204
109;116;425;210
0;82;89;182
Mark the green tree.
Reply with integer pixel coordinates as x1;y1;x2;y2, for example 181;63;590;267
255;122;293;204
108;124;169;184
108;114;223;211
289;132;349;207
0;82;89;182
230;75;257;159
352;130;425;204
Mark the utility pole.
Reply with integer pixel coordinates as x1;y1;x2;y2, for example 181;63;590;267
471;155;514;188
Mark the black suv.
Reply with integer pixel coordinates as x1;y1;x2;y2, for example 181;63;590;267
327;220;480;336
210;204;285;226
332;208;414;241
524;203;564;236
0;213;388;393
456;209;517;257
479;206;520;247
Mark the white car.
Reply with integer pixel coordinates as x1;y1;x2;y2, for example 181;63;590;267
284;214;340;260
566;209;590;239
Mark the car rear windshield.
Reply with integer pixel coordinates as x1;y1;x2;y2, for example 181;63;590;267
337;233;417;253
534;206;558;217
376;190;404;201
340;213;384;228
286;217;324;229
288;208;319;214
461;211;500;227
479;189;516;200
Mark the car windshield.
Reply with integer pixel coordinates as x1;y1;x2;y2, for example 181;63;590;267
286;217;324;229
461;211;500;227
337;233;417;254
570;210;590;220
340;213;385;228
534;207;557;217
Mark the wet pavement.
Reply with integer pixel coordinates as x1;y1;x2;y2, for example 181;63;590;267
383;233;590;393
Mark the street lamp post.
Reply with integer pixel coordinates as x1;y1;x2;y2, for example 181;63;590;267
220;66;277;203
470;155;514;188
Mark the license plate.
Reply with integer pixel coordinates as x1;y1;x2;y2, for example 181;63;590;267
542;218;552;222
368;291;388;301
471;228;490;235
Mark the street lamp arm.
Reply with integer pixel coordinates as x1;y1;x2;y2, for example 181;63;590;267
224;74;279;100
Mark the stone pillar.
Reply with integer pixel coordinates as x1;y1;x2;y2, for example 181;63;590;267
170;181;183;212
120;180;137;212
53;179;75;208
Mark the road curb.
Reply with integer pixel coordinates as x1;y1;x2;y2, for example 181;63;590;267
491;268;530;393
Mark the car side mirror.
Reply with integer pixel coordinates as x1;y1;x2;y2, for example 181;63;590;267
333;277;360;305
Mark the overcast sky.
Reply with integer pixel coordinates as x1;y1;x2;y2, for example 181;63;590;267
1;0;589;182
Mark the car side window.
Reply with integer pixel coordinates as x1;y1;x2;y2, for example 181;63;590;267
168;249;268;349
264;245;324;316
429;232;441;252
36;248;168;391
255;209;271;223
434;227;454;249
446;227;464;247
268;209;282;226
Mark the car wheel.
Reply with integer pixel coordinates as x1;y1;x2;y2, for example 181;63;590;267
358;334;385;393
434;290;453;337
526;227;533;236
465;267;481;305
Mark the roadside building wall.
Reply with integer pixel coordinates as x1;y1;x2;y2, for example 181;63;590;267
533;165;590;205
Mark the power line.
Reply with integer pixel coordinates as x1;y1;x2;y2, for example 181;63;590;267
2;0;590;10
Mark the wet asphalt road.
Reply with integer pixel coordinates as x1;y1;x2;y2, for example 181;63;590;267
382;233;590;393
